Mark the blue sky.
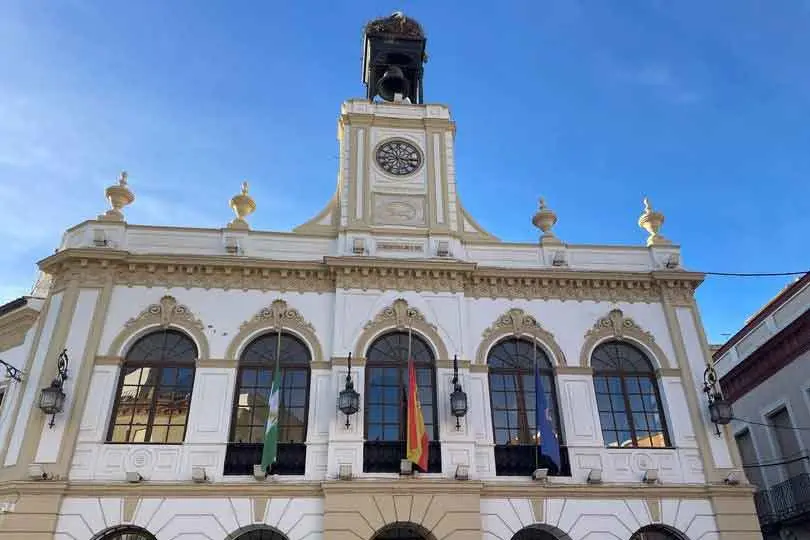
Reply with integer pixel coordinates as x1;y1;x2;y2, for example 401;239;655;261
1;1;808;343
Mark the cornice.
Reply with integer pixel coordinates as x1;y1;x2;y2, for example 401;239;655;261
0;306;39;352
38;249;703;304
0;479;753;501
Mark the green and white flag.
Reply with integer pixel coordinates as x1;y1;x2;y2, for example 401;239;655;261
261;330;283;471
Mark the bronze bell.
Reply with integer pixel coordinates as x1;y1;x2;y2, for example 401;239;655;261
376;65;410;101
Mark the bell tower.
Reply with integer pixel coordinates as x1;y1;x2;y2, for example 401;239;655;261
294;13;496;254
362;12;427;104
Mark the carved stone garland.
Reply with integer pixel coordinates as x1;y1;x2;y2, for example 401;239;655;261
353;298;449;360
225;299;323;362
108;295;209;359
579;308;672;369
476;308;566;366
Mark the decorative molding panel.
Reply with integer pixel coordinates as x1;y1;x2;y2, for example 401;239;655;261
372;193;427;226
580;308;672;368
476;307;567;366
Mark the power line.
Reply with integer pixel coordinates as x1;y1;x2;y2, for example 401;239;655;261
733;416;810;432
742;453;809;469
704;270;808;277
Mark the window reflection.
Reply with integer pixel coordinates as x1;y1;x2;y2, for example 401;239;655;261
229;333;310;444
107;330;197;444
592;341;669;448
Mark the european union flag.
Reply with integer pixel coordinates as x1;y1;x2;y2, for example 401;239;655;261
535;360;561;472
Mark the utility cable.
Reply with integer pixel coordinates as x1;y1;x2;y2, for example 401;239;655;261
742;453;809;469
732;416;810;432
703;270;808;277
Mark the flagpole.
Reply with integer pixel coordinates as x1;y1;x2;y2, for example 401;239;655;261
533;331;539;472
407;315;412;462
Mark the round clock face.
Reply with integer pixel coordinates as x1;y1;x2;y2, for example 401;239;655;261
375;139;422;176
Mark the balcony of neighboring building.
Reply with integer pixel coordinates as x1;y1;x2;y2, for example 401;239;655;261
754;470;810;533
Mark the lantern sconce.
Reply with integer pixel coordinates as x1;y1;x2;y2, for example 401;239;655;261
337;353;360;429
703;362;732;435
450;354;468;430
38;349;69;429
0;358;24;382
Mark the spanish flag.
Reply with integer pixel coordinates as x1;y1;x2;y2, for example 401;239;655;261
406;358;429;471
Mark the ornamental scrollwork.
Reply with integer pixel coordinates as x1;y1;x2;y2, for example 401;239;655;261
354;298;449;360
476;308;566;366
580;308;672;369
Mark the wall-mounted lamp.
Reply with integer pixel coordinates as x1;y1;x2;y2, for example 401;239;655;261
38;349;69;428
703;363;732;435
449;355;468;430
337;353;360;428
0;358;24;382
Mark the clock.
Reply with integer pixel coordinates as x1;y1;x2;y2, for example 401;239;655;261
375;139;422;176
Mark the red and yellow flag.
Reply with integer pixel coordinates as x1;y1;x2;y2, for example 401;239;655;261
406;358;429;472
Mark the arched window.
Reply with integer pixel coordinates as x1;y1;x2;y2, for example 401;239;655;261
107;330;197;444
630;525;688;540
364;331;441;473
225;332;310;475
512;525;572;540
227;525;289;540
592;341;670;448
488;338;566;476
372;522;436;540
93;525;157;540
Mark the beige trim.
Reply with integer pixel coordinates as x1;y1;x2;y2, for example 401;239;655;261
579;308;673;369
94;355;123;366
475;308;567;366
688;299;745;472
0;295;54;470
660;297;718;483
340;113;455;132
354;298;449;360
292;192;339;235
55;278;114;476
330;356;366;367
644;498;662;522
39;249;704;304
16;280;81;479
252;496;268;523
107;295;210;359
555;366;594;375
469;363;489;373
224;299;324;363
435;359;470;370
123;496;139;522
656;368;682;378
310;361;332;370
0;305;39;353
347;125;359;227
196;358;238;369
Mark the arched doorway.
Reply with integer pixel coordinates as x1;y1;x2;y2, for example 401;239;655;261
371;522;436;540
630;525;689;540
92;526;157;540
512;524;572;540
226;524;288;540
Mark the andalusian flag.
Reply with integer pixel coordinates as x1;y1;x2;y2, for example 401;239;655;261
261;331;283;472
406;358;429;471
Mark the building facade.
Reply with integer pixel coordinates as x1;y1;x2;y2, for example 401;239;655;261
0;13;759;540
714;272;810;539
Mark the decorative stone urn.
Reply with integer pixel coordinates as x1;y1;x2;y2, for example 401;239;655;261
532;198;561;245
98;171;135;222
638;197;671;246
228;181;256;230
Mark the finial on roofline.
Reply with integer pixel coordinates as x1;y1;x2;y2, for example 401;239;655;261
98;170;135;222
638;196;671;247
228;180;256;230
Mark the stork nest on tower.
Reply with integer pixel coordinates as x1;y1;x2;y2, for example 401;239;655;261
365;11;425;39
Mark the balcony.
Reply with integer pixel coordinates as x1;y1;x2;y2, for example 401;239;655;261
223;442;306;476
754;473;810;531
363;441;442;473
494;444;571;477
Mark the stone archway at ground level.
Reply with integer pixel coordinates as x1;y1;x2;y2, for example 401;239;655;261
371;521;438;540
511;524;573;540
630;525;690;540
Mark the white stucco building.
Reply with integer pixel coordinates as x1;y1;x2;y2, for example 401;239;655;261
0;12;760;540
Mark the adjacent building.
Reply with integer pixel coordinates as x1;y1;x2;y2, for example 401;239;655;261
0;13;760;540
714;272;810;539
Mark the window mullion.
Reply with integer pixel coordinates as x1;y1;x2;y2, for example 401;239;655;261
145;366;161;443
621;373;638;447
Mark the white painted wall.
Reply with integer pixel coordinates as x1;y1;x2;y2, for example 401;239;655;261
54;496;324;540
482;496;718;540
0;319;39;457
4;292;62;467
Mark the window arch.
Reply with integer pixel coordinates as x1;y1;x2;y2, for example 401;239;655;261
488;338;566;476
364;331;441;473
107;329;197;444
511;524;572;540
630;525;688;540
225;332;310;475
371;522;436;540
592;341;670;448
226;525;289;540
92;525;157;540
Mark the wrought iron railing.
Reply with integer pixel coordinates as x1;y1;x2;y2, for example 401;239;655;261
363;441;442;473
223;442;306;476
754;472;810;529
493;444;571;477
